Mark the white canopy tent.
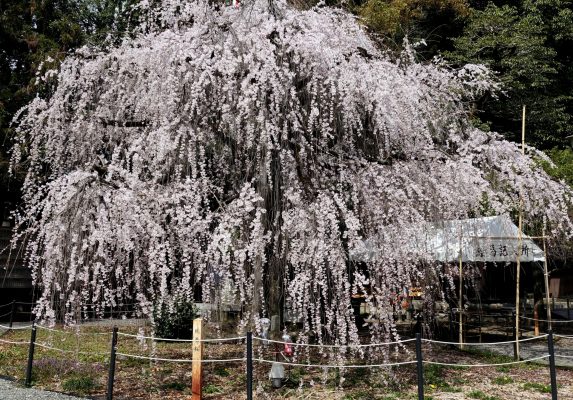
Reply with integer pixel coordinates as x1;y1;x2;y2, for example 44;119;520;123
350;214;549;353
414;215;545;263
351;215;545;263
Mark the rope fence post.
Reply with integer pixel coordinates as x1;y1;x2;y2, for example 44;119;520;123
106;326;118;400
9;300;15;328
547;330;558;400
247;331;253;400
415;333;424;400
192;318;204;400
25;323;36;387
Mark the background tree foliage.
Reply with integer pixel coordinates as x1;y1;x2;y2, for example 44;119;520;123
358;0;470;55
0;0;136;219
357;0;573;184
446;1;573;149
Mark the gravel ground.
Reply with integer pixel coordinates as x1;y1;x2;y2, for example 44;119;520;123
0;379;86;400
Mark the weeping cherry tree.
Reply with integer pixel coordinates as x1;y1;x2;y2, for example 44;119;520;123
9;0;573;353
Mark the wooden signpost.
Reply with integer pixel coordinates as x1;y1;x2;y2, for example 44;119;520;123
192;318;203;400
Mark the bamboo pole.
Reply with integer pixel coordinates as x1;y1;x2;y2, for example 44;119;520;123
515;105;525;360
542;226;552;331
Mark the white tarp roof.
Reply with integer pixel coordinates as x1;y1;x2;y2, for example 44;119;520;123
418;215;545;262
351;215;545;263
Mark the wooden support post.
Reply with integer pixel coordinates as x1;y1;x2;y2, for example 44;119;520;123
8;300;15;328
534;302;539;336
542;226;552;331
192;318;203;400
515;104;526;361
458;228;464;350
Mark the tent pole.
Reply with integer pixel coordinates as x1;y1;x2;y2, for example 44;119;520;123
515;105;526;360
459;228;463;350
542;226;552;331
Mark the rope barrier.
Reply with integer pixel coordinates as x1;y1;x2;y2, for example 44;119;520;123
0;338;29;345
116;331;246;343
253;358;417;368
0;323;34;330
34;342;108;356
554;354;573;359
423;354;551;367
252;337;416;348
35;325;112;336
115;352;246;363
554;334;573;339
421;335;548;347
0;303;13;309
0;311;12;319
520;315;573;323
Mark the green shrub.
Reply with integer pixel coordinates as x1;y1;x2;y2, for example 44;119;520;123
204;384;222;394
62;376;96;393
468;390;501;400
153;297;198;339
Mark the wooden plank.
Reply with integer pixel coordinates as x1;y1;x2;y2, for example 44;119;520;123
192;318;203;400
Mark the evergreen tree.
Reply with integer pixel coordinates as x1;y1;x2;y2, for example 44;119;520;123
447;1;573;149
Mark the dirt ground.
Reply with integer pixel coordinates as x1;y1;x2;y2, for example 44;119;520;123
1;323;573;400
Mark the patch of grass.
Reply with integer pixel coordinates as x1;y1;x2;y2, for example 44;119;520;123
424;364;445;387
118;356;148;368
204;384;222;394
213;366;230;377
465;348;514;364
288;367;306;384
161;381;186;391
380;393;400;400
467;390;501;400
62;376;97;393
343;367;370;387
523;382;551;393
492;375;513;385
342;391;374;400
495;365;511;373
451;376;468;385
423;364;460;392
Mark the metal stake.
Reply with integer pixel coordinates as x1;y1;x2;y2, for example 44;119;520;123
106;327;118;400
547;330;558;400
25;323;36;387
415;333;424;400
247;331;253;400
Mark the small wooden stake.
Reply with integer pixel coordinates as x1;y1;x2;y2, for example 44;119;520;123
192;318;203;400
